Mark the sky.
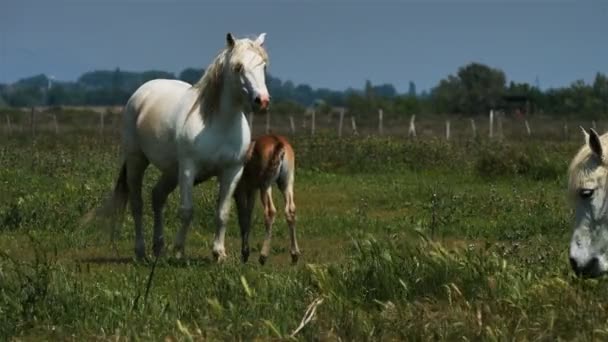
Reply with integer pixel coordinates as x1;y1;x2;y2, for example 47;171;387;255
1;0;607;93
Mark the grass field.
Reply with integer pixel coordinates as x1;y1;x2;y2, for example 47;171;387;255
1;131;607;340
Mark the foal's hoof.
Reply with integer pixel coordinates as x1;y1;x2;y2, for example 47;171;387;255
259;255;268;265
173;246;185;260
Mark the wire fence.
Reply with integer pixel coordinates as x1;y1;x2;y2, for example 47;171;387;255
0;106;603;143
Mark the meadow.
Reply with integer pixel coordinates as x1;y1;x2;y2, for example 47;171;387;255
1;120;607;340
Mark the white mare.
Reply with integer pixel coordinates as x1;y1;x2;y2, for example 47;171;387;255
568;127;608;277
87;33;271;261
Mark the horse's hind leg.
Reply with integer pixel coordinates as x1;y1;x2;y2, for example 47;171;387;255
259;186;277;265
126;154;149;259
151;171;177;257
279;172;300;264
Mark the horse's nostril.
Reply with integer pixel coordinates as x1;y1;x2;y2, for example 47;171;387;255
254;97;261;105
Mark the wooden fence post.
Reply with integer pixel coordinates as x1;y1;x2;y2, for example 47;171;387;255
248;112;254;130
445;120;451;140
53;114;59;135
311;110;316;136
99;112;105;135
5;114;11;135
408;115;416;138
489;110;494;139
563;123;569;140
289;115;296;135
30;107;36;138
338;109;344;138
470;118;477;138
378;109;383;135
524;120;531;137
351;116;358;136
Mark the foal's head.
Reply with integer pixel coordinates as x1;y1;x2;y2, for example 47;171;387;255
569;127;608;278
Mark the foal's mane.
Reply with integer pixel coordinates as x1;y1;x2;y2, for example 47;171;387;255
190;38;269;121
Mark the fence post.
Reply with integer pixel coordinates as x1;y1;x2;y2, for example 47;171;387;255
30;107;36;138
489;110;494;139
351;115;358;136
592;120;597;131
470;118;477;138
445;120;451;140
378;108;383;135
5;114;11;135
338;109;344;138
524;120;532;137
498;112;503;140
53;114;59;135
311;110;316;136
563;122;569;140
99;112;105;135
265;111;270;134
408;115;416;138
289;115;296;135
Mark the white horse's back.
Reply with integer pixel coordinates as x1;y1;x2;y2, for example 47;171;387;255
122;79;193;172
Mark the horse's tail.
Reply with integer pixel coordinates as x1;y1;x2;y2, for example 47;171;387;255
262;139;285;185
81;162;129;241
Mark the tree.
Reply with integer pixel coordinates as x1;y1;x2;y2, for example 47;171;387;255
179;68;204;85
408;81;416;97
432;62;506;115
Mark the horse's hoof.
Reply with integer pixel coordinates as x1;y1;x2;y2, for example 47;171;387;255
152;242;165;257
259;255;267;265
291;253;300;265
135;248;146;261
213;250;227;263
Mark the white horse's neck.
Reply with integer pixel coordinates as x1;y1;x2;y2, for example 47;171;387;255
210;84;246;129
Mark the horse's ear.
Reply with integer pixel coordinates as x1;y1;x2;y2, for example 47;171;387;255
226;33;236;48
255;33;267;46
589;128;603;159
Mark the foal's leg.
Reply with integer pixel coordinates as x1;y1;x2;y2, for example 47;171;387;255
174;161;196;259
259;186;277;265
279;174;300;264
235;187;256;263
212;166;244;262
126;155;149;260
151;171;177;257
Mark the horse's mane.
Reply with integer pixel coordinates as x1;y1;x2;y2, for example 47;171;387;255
190;38;269;121
568;133;608;194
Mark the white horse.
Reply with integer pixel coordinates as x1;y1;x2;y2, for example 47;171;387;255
87;33;270;262
568;127;608;277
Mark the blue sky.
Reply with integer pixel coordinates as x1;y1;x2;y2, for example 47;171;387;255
1;0;607;92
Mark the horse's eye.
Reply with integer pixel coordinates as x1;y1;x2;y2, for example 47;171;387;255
579;189;595;199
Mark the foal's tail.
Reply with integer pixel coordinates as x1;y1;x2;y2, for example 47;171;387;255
81;162;129;241
263;140;285;183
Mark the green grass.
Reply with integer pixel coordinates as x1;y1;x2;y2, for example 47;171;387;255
1;132;603;340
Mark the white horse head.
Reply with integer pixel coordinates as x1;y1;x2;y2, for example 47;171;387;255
193;32;270;118
568;127;608;277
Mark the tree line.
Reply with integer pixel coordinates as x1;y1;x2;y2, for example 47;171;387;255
0;63;606;118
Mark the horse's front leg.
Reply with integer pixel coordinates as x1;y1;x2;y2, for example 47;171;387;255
174;160;196;259
213;166;244;262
